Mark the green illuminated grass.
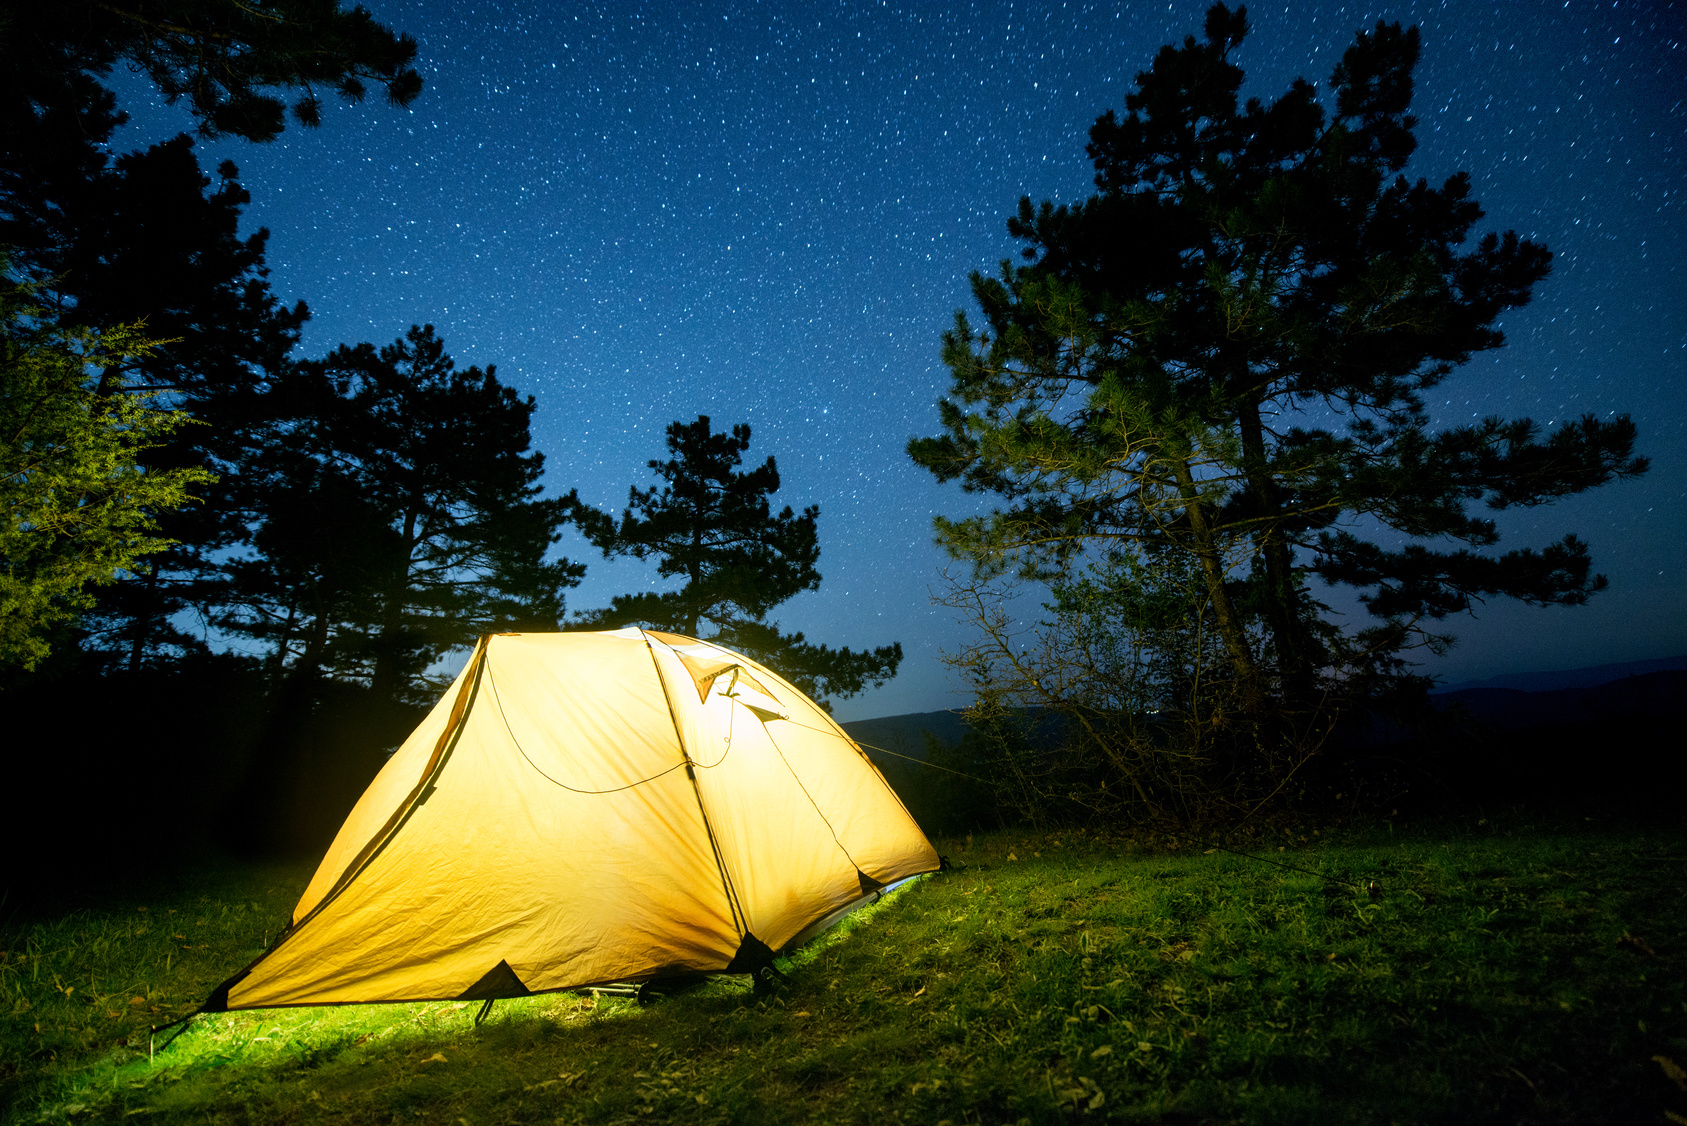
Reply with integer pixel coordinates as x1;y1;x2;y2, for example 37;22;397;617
3;817;1684;1124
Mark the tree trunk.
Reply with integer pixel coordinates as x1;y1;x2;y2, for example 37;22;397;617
1235;398;1317;705
686;527;702;638
265;596;300;686
296;579;330;683
370;508;418;705
369;582;406;705
1169;455;1264;713
126;568;158;674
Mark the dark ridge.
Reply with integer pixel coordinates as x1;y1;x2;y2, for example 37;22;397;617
1433;654;1687;695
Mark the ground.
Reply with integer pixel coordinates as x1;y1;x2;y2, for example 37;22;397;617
3;813;1683;1124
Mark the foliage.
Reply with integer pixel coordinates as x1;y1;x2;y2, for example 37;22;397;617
1;110;567;700
909;4;1647;723
4;821;1684;1123
566;415;900;707
932;537;1311;826
567;416;821;638
0;0;421;144
1;0;415;668
216;325;582;704
1;125;309;669
0;279;212;669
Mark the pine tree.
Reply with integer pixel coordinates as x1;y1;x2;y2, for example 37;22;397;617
567;416;901;707
909;4;1647;720
0;276;213;669
0;0;421;145
218;326;581;704
3;136;311;668
0;0;421;666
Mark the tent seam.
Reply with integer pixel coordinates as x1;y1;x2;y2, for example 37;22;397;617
642;631;749;937
304;635;491;919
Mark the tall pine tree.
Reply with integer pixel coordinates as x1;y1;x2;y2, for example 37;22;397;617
910;4;1646;721
14;138;311;669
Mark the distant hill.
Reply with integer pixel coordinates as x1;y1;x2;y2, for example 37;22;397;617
840;665;1687;821
1431;669;1687;731
1433;654;1687;695
842;657;1687;766
839;710;972;763
841;656;1687;740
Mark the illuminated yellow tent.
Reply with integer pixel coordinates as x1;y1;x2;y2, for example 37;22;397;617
203;629;939;1011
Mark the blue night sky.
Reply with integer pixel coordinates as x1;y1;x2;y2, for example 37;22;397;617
110;0;1685;720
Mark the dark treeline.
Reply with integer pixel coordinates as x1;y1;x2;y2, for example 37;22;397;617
0;3;898;881
845;668;1687;841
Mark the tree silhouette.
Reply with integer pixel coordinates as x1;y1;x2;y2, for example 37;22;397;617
3;137;310;669
219;326;581;704
1;0;421;145
567;416;901;707
910;3;1646;722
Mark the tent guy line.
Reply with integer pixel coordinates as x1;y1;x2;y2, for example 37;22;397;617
832;725;1376;895
765;720;864;876
770;715;992;785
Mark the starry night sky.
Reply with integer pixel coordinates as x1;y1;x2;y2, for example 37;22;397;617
108;0;1685;720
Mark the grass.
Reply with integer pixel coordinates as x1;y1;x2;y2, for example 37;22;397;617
3;814;1684;1124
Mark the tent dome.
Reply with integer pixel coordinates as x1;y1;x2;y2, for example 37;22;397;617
205;629;939;1010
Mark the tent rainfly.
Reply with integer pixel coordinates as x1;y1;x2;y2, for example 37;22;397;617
200;628;940;1012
